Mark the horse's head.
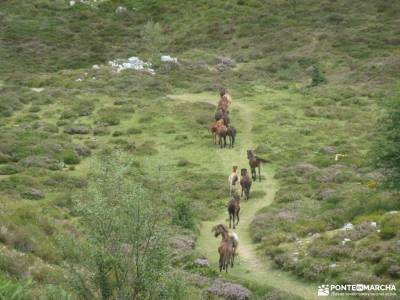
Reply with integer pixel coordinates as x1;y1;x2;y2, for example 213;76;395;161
211;224;228;237
240;168;247;176
247;150;253;159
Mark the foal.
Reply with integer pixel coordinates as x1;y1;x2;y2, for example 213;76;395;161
228;195;240;229
212;224;239;271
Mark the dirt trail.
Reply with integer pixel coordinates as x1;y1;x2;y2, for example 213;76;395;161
171;93;321;300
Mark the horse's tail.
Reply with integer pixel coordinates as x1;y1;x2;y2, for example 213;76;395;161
256;156;272;163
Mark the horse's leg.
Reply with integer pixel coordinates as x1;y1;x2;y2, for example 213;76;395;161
219;254;223;272
258;165;261;182
236;208;240;226
241;186;244;198
232;213;235;229
229;213;232;229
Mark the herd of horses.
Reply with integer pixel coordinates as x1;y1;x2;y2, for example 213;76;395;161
208;91;271;272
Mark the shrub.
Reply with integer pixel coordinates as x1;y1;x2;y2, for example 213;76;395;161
61;150;80;165
127;127;142;135
379;214;400;239
172;197;195;229
310;66;327;87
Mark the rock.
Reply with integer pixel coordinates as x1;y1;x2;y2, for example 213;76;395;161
342;238;351;245
320;146;336;154
194;258;209;267
330;263;337;268
30;87;44;93
92;64;100;69
387;265;400;278
342;223;354;231
108;56;154;74
216;56;236;72
161;55;178;63
371;221;377;227
74;144;91;157
70;0;76;6
75;78;83;82
115;6;127;13
21;188;44;200
207;280;251;300
217;56;236;67
169;235;196;251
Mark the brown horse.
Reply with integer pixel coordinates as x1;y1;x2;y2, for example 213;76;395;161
227;126;236;148
228;195;240;229
216;122;228;148
240;168;252;200
215;109;230;126
211;224;239;271
247;150;271;181
210;119;225;145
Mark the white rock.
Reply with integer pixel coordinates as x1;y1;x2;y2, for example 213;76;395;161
342;223;354;230
330;263;337;268
388;211;398;214
161;55;178;63
76;78;83;82
92;64;100;69
92;77;96;80
342;238;351;245
371;222;377;227
70;0;76;6
31;88;44;93
115;6;127;13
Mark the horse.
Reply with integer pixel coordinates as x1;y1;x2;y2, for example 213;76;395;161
215;121;228;148
211;224;239;271
228;195;240;229
227;126;236;148
247;150;271;182
228;166;240;196
240;168;252;200
215;109;230;126
210;119;225;145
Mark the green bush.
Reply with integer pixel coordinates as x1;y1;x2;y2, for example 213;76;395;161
172;197;195;229
310;66;327;87
379;214;400;239
60;151;80;165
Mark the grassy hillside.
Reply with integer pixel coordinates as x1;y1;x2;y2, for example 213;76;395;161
1;0;400;298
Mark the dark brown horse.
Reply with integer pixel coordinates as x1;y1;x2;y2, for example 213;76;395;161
228;195;240;229
240;168;252;200
211;224;239;271
247;150;271;181
215;109;230;126
227;126;236;148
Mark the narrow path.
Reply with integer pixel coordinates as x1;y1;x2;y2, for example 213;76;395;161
171;93;320;299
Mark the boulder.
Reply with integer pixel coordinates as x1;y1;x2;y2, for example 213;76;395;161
21;188;44;200
194;258;209;267
74;144;91;157
169;235;196;251
161;55;178;63
207;280;251;300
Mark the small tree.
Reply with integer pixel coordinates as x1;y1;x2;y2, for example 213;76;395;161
310;66;327;86
67;153;169;299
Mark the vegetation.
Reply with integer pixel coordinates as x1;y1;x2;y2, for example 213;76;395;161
0;0;399;298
